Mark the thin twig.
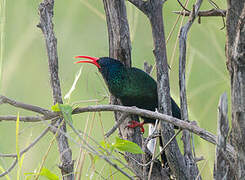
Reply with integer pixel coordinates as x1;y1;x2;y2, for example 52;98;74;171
105;113;129;138
66;121;135;179
173;9;226;17
177;0;191;12
0;127;50;158
0;158;17;177
119;129;182;168
0;127;50;177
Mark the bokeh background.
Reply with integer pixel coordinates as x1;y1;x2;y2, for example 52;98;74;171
1;0;228;179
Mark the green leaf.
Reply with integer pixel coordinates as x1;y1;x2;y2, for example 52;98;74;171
51;103;60;112
58;104;73;124
112;137;144;154
39;167;59;180
25;167;59;180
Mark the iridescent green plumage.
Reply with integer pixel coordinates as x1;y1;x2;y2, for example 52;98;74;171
97;57;181;124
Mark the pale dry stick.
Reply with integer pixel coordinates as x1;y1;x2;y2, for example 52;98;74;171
35;120;64;180
77;111;96;180
41;119;135;179
78;0;106;21
147;120;160;180
71;96;108;106
195;159;208;180
67;122;138;176
75;113;90;180
149;7;184;75
120;129;182;168
169;0;190;68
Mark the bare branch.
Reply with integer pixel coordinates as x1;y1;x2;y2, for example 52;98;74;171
0;103;235;158
0;95;55;117
37;0;73;179
179;0;203;179
0;115;45;122
173;9;226;17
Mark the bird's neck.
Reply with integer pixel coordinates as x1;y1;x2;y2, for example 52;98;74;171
100;65;126;95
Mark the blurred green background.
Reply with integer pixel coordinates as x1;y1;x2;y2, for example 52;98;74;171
0;0;229;179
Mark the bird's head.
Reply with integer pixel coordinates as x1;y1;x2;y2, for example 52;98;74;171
75;56;124;70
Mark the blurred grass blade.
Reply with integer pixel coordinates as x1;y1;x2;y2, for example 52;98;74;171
0;0;6;92
16;112;20;160
16;112;20;180
64;66;83;100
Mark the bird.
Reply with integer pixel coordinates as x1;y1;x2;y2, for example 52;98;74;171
75;56;181;167
75;56;181;131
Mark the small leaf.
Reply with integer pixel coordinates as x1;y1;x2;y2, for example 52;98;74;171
51;103;60;112
113;137;144;154
58;104;73;124
25;167;59;180
39;167;59;180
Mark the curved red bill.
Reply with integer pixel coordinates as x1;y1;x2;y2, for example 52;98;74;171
75;56;101;69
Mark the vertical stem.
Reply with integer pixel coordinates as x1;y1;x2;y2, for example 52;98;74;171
38;1;73;179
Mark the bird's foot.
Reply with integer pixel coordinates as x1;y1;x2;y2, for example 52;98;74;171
127;121;145;133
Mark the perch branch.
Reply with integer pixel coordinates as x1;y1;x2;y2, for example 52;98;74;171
0;103;235;158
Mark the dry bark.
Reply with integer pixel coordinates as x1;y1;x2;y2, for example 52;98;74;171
226;0;245;179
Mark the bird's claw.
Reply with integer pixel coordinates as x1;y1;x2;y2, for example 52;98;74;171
127;120;145;133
